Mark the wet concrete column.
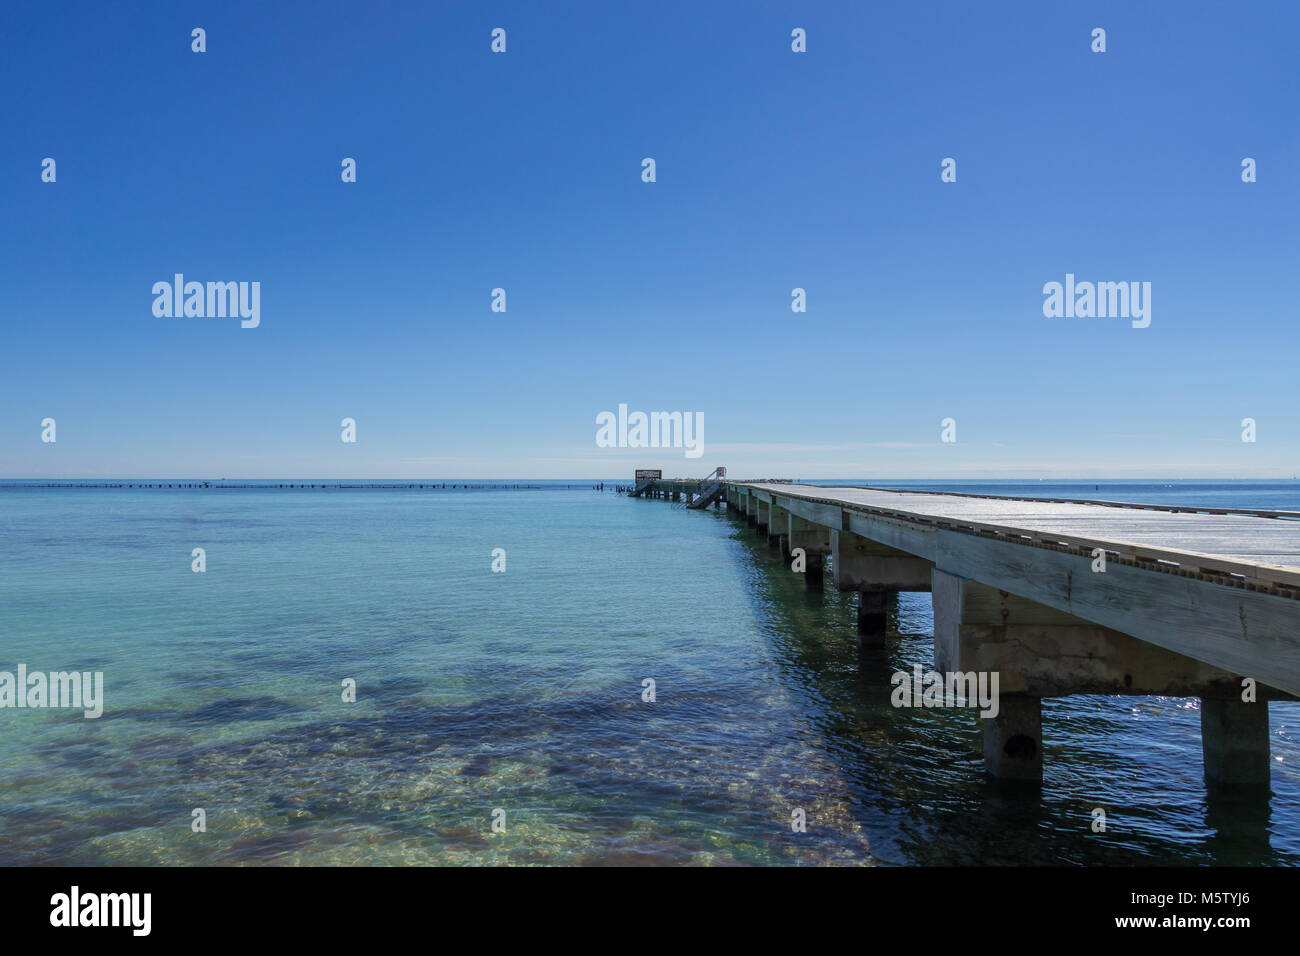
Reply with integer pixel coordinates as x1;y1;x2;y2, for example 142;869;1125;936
768;501;791;556
1201;698;1270;792
984;695;1043;783
857;588;889;646
788;515;831;593
803;552;825;591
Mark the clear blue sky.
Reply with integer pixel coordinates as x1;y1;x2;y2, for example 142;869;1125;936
3;0;1297;479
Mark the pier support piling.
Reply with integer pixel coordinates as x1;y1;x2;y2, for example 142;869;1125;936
803;552;825;591
789;515;830;592
831;530;931;644
1201;698;1271;792
856;588;891;646
983;695;1043;783
769;501;791;556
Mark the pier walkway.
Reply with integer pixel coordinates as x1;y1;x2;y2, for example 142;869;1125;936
635;476;1300;789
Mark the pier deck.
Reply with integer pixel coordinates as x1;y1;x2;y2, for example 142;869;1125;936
635;475;1300;790
742;482;1300;588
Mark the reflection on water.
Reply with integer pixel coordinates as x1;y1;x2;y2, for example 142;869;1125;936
0;483;1296;865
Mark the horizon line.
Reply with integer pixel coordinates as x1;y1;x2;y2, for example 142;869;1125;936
3;476;1299;484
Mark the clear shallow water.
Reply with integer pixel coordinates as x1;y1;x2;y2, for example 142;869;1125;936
0;480;1297;865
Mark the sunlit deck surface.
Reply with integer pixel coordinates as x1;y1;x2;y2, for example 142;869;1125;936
739;482;1300;589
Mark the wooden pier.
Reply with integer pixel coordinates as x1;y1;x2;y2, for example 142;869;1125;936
635;475;1300;789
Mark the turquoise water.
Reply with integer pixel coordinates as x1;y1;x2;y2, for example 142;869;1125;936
1;480;1297;865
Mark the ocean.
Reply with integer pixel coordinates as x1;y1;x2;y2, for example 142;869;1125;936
1;479;1297;865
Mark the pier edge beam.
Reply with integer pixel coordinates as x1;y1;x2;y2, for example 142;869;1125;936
1201;698;1271;792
